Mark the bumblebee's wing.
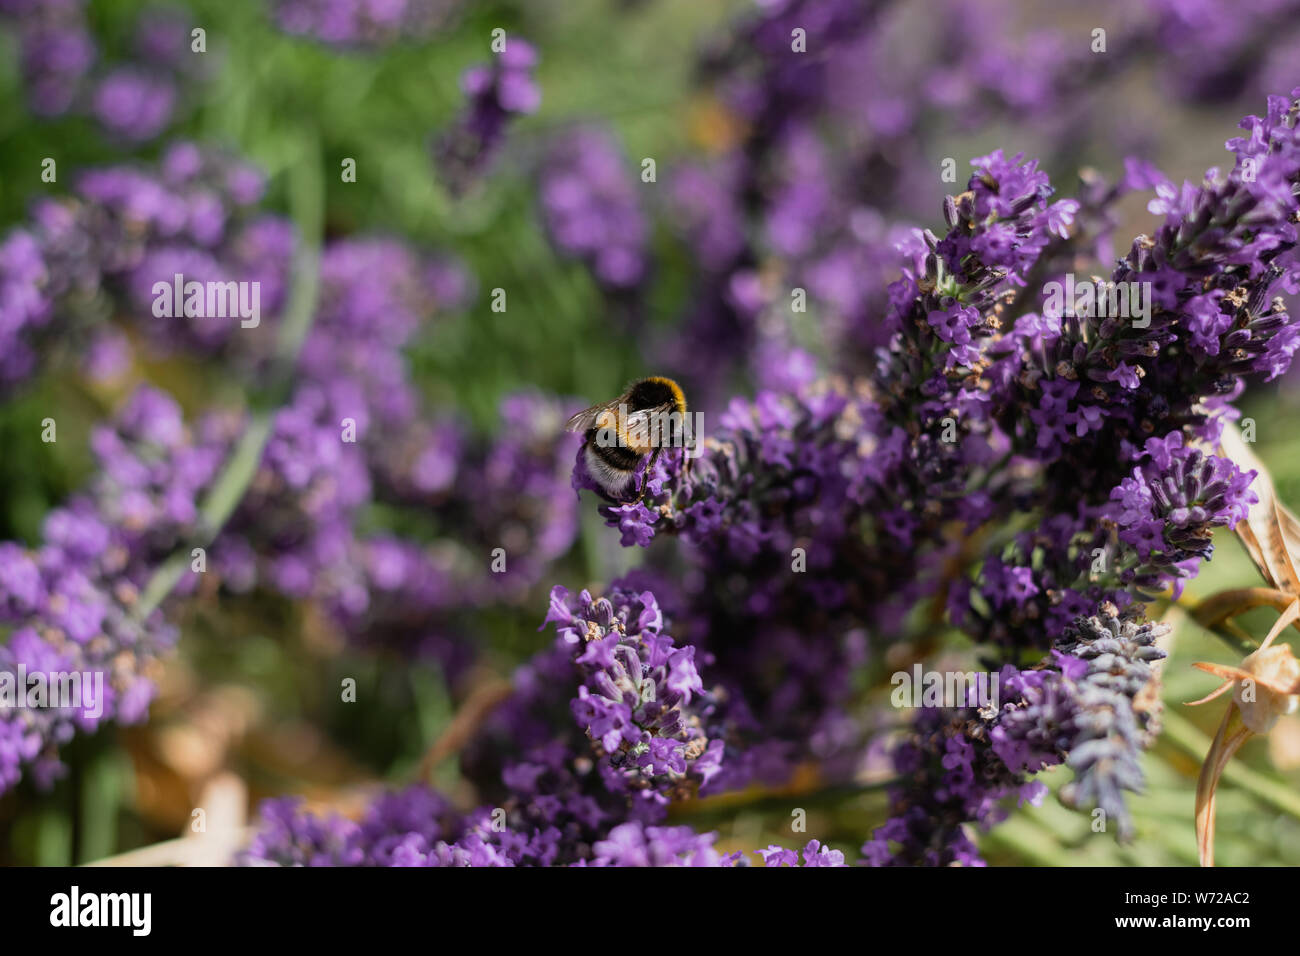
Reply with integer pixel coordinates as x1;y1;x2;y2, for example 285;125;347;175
623;402;682;448
565;397;621;434
623;402;679;431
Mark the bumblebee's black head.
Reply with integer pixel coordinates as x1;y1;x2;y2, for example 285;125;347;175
626;377;687;416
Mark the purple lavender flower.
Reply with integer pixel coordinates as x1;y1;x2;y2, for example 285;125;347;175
0;142;288;390
0;387;215;792
757;839;847;867
92;67;177;142
434;39;540;195
0;230;51;387
271;0;458;49
568;95;1300;861
1053;606;1168;832
133;6;194;69
240;791;846;867
455;393;581;597
1141;0;1300;101
1;0;96;116
0;2;206;140
243;586;727;867
584;822;731;867
239;797;368;866
538;127;649;290
867;601;1167;865
543;585;725;800
239;787;463;866
567;380;889;787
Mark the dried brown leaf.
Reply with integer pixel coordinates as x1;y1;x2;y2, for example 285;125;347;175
1219;423;1300;594
1195;704;1253;868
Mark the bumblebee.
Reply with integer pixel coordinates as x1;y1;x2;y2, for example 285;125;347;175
566;376;689;501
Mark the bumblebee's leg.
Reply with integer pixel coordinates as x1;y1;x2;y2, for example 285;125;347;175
637;447;662;498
